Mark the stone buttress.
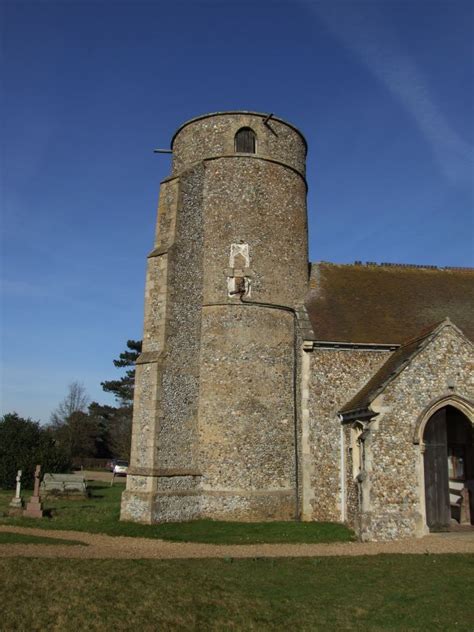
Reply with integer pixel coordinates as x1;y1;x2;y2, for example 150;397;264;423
121;112;309;523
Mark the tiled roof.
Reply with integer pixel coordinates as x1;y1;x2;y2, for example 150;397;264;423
339;321;447;415
305;262;474;344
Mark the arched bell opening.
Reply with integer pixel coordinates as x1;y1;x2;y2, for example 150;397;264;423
234;127;256;153
423;405;473;531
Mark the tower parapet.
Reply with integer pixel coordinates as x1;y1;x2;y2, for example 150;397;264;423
171;111;307;177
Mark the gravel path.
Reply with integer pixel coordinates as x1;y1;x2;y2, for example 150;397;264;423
1;525;473;559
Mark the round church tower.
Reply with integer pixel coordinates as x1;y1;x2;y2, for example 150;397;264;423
121;112;309;524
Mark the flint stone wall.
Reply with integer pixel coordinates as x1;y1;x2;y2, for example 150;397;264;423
201;158;308;306
198;306;297;520
306;348;391;522
189;116;307;519
357;325;473;540
171;112;307;177
121;165;205;522
156;164;204;470
122;111;308;523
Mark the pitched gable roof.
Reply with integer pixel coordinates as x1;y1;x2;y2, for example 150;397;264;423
339;319;471;416
305;262;474;344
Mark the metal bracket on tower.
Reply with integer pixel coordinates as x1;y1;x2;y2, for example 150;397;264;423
263;113;274;127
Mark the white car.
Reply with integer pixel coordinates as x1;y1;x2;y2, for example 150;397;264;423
113;460;129;476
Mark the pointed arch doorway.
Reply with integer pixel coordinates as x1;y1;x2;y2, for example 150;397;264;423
423;405;473;531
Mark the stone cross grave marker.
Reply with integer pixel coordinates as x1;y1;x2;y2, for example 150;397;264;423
23;464;44;518
9;470;23;508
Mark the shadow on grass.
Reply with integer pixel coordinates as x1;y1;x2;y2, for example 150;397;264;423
0;482;355;544
0;531;88;546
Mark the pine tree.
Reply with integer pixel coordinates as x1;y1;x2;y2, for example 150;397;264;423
100;339;142;406
89;339;142;459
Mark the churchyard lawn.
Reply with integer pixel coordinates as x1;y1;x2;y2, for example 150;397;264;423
1;555;473;630
1;483;473;629
0;482;354;544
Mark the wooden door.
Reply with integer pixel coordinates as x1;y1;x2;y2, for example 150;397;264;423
235;128;256;153
424;408;450;530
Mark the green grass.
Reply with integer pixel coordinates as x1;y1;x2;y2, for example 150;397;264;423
0;531;87;546
142;519;352;544
0;555;473;630
0;484;354;544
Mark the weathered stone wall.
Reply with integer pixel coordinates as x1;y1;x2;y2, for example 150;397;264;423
359;325;473;540
305;326;474;541
122;111;309;523
157;164;205;471
198;306;297;519
121;165;206;522
343;423;359;530
192;114;307;520
171;112;306;177
304;348;391;522
201;158;308;306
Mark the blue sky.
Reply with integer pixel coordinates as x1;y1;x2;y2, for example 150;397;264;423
1;0;473;423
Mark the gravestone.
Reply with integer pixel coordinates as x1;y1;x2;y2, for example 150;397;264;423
9;470;23;508
460;487;471;525
23;465;43;518
41;473;87;496
8;470;24;516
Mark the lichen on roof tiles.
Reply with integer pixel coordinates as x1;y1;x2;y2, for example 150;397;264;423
305;262;474;344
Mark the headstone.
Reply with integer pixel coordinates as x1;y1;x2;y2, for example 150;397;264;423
9;469;23;508
460;487;471;525
23;464;44;518
41;473;87;496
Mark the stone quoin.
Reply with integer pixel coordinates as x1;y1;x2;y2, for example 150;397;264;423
120;111;474;541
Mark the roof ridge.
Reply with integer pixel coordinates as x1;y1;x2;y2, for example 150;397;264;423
310;261;474;272
339;318;471;417
397;319;448;348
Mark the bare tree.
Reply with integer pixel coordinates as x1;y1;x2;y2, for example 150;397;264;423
50;381;90;427
49;382;99;460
